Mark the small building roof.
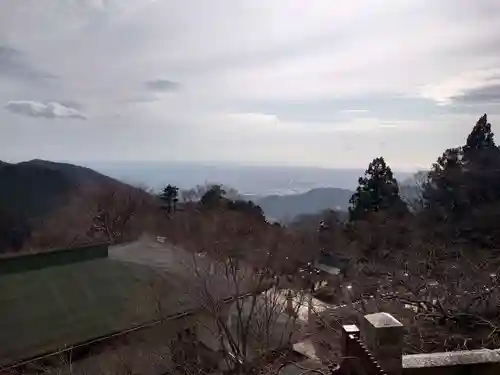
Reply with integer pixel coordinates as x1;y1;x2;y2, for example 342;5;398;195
0;236;225;367
316;251;348;274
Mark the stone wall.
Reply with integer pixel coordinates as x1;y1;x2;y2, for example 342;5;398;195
341;312;500;375
403;349;500;375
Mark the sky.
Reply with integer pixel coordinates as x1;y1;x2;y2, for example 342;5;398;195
1;0;500;171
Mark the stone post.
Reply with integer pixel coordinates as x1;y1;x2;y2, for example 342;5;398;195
341;324;360;357
361;312;404;375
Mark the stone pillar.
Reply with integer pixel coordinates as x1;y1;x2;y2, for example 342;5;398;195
361;312;404;375
341;324;360;357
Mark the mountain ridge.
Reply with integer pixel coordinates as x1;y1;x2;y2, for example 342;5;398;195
0;159;134;251
253;187;354;223
0;159;424;249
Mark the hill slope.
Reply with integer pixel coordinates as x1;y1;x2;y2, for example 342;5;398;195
254;187;354;222
0;159;131;250
0;159;121;218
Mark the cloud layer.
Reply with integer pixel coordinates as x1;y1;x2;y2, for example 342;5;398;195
0;45;56;82
0;0;500;169
5;101;86;120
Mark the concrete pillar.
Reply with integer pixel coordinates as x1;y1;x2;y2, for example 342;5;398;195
341;324;360;357
361;312;404;375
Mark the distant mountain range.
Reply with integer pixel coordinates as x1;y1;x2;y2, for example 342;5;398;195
249;177;423;223
83;161;415;195
249;187;354;223
0;159;422;249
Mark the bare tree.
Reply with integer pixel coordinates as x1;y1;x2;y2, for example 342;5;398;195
325;214;500;354
189;254;309;373
380;247;500;353
25;184;161;250
145;206;324;374
401;170;428;213
24;185;100;250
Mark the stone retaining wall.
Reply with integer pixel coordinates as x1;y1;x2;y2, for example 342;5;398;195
341;312;500;375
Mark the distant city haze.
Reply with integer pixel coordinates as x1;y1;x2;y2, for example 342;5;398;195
83;161;414;196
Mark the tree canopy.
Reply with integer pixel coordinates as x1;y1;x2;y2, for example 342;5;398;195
423;114;500;246
200;184;226;208
349;157;407;221
160;184;179;213
227;199;265;220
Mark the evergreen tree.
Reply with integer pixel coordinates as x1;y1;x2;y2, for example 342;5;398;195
200;184;226;208
227;199;265;220
160;184;179;213
424;114;500;216
462;114;500;206
423;114;500;246
463;114;496;157
423;147;465;220
348;157;407;221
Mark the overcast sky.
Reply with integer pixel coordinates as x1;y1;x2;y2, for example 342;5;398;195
1;0;500;170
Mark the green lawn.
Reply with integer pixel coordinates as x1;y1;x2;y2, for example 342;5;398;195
0;257;175;366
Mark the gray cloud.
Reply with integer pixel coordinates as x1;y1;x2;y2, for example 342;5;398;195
0;45;57;82
125;96;159;104
144;79;179;92
453;83;500;105
55;100;85;110
1;0;500;169
234;95;449;123
4;100;86;120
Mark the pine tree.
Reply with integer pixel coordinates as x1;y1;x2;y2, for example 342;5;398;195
200;184;226;208
462;114;500;206
160;184;179;213
463;114;496;157
423;147;465;220
424;114;500;216
348;157;407;221
423;114;500;246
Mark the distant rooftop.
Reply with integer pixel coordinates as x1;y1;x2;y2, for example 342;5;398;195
0;243;109;275
0;236;218;367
